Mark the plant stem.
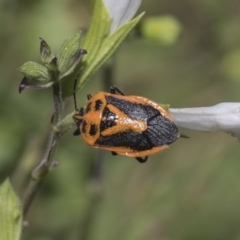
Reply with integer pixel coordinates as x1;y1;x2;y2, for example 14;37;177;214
22;82;63;218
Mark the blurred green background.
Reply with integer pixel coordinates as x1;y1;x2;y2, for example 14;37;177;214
1;0;240;239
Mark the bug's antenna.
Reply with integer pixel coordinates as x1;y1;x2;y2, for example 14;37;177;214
73;49;87;110
73;67;83;111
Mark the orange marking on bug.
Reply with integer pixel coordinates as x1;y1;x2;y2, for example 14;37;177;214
100;104;147;136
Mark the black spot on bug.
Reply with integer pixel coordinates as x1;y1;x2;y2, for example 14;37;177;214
89;124;98;136
100;107;117;132
95;99;103;111
102;106;117;119
85;102;92;113
100;120;117;132
82;121;87;133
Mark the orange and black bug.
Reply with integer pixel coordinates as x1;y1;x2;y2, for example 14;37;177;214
72;86;179;163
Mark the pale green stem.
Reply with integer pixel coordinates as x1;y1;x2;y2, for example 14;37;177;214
22;82;62;218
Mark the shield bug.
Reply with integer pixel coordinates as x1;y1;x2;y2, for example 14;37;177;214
72;86;179;163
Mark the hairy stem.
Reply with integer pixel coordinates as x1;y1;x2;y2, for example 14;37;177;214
22;82;63;218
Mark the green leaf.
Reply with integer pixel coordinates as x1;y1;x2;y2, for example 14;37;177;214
18;61;54;92
82;0;111;67
77;12;145;91
57;32;83;79
18;61;52;82
0;179;22;240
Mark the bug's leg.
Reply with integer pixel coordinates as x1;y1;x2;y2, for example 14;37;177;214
135;156;148;163
79;107;85;116
87;94;92;100
73;128;81;136
111;151;118;156
110;86;125;96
